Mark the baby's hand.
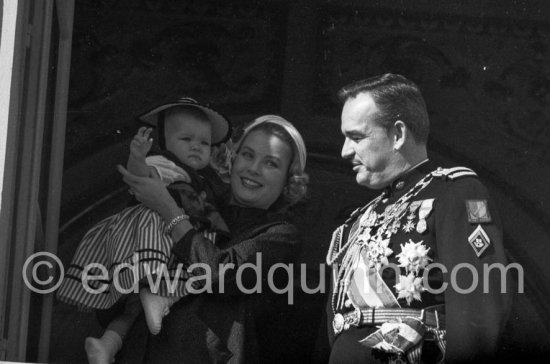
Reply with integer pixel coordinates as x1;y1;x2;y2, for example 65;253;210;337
130;127;153;160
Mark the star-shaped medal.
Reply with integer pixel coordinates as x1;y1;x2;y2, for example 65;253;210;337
402;220;415;233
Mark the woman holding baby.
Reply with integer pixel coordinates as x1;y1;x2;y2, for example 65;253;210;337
119;103;309;363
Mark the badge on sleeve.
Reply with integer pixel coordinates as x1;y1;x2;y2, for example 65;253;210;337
468;225;491;257
466;200;492;223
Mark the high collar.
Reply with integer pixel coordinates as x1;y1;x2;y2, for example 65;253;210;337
383;159;433;200
218;198;270;232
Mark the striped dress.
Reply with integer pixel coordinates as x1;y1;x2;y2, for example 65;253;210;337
56;156;217;310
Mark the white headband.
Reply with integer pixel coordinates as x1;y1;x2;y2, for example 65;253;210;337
239;115;307;174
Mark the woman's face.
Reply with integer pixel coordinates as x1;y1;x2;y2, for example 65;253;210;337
231;129;292;209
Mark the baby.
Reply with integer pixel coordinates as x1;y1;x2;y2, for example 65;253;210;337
56;97;231;364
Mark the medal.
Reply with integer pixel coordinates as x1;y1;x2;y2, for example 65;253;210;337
395;202;410;217
407;200;422;219
360;206;379;228
390;219;401;234
359;207;372;225
367;211;378;226
416;199;434;234
404;201;421;233
402;220;415;233
416;219;427;234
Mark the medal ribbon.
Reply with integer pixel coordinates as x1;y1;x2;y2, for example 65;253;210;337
416;199;434;233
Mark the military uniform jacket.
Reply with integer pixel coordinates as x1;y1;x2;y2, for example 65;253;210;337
326;161;510;363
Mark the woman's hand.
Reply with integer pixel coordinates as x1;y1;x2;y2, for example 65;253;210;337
117;165;181;220
118;165;194;241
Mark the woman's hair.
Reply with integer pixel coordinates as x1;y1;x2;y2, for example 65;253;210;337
233;115;309;209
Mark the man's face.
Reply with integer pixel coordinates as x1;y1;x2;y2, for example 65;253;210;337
340;92;399;190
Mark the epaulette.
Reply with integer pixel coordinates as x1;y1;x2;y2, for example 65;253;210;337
431;166;477;180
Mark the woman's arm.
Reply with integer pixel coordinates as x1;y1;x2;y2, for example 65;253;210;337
117;165;193;239
172;222;300;294
118;165;300;294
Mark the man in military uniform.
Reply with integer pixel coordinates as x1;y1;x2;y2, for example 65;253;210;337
326;74;510;363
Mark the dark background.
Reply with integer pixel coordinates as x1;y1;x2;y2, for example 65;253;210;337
52;0;550;362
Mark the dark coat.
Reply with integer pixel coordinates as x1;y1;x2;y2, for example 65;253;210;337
122;204;301;364
326;161;510;364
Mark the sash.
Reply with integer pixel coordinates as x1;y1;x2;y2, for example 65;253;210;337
348;249;400;309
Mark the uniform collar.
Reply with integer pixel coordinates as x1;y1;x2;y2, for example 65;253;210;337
383;159;431;199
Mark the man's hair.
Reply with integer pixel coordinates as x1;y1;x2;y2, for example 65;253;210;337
337;73;430;144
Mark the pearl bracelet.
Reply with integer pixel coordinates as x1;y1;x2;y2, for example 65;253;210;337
166;213;190;234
